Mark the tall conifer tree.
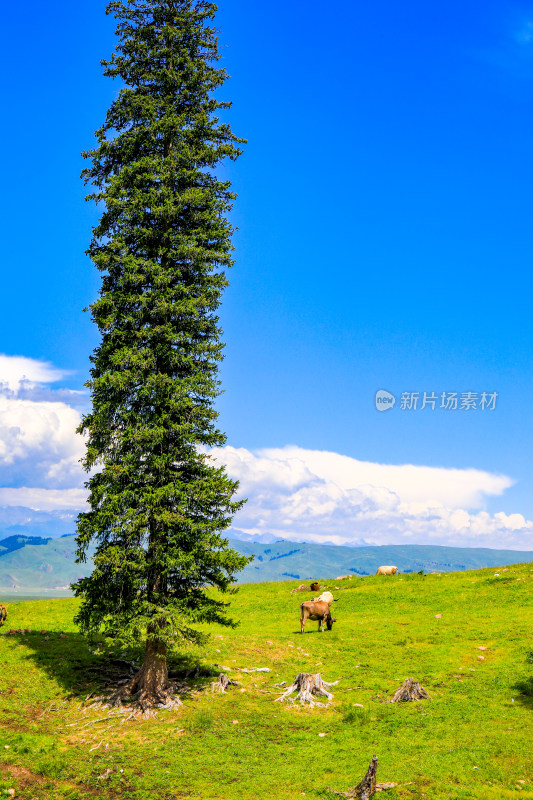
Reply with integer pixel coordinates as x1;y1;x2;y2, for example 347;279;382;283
74;0;250;712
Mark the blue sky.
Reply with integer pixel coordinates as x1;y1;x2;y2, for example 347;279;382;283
0;0;532;549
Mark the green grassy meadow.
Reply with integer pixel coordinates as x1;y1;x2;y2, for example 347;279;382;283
1;563;532;799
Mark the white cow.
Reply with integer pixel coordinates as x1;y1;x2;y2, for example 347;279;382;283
376;565;398;576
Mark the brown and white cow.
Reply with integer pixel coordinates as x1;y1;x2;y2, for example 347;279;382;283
376;565;398;575
300;600;336;633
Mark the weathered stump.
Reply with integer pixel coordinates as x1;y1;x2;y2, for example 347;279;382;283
329;755;397;797
354;755;378;799
211;673;238;694
274;672;338;707
390;677;430;702
0;604;7;627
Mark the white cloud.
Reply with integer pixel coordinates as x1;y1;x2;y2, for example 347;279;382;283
0;353;529;552
0;356;88;530
0;354;70;392
0;396;85;488
259;446;513;509
211;445;533;550
0;487;88;512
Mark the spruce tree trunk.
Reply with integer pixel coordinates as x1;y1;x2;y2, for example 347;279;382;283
132;638;169;705
112;636;181;715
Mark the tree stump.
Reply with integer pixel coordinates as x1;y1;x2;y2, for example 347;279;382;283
274;672;338;707
390;677;430;702
329;755;397;797
354;755;378;799
212;673;238;694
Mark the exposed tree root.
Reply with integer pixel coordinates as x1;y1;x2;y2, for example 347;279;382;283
329;755;397;798
389;677;430;703
274;672;339;707
107;674;182;718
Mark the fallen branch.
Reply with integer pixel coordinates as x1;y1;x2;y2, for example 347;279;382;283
274;672;339;707
81;716;121;728
235;667;271;673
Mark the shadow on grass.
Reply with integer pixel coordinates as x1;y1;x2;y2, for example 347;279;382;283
1;629;216;702
512;676;533;708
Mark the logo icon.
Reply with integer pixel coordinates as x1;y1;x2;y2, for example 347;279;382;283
375;389;396;412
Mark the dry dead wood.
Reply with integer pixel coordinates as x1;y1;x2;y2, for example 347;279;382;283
211;673;238;693
390;677;430;703
329;755;397;798
274;672;338;707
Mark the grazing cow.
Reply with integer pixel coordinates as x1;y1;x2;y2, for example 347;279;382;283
300;600;336;633
310;582;320;591
317;591;334;605
0;605;7;627
376;565;398;576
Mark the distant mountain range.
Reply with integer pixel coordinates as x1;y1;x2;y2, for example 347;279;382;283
233;538;533;582
0;535;94;596
0;533;532;597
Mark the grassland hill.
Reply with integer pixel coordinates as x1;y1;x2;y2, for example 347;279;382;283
0;564;532;799
1;533;533;596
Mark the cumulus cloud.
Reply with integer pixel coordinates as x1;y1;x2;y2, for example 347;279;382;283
0;396;85;488
0;353;85;406
0;354;530;551
0;355;87;515
259;446;513;509
210;445;533;550
0;354;70;392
